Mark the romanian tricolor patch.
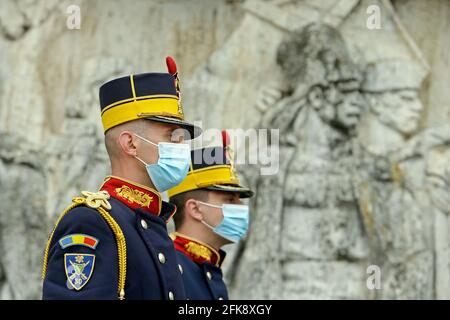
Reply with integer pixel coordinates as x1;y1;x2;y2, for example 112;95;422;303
59;234;99;250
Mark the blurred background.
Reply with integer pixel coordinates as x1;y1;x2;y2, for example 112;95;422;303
0;0;449;299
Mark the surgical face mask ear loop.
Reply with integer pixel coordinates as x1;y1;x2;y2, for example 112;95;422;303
133;133;158;164
196;201;221;229
134;133;159;147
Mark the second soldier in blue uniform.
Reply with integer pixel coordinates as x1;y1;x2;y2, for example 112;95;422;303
168;131;254;300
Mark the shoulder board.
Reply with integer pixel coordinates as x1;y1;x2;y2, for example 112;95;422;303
41;190;127;300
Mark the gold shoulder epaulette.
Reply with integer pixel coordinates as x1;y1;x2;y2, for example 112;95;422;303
41;190;127;300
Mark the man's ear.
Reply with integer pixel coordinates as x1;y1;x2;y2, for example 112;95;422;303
184;198;204;222
118;131;138;157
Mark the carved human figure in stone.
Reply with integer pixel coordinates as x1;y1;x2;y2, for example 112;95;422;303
231;23;368;299
273;23;364;136
359;60;427;156
393;126;450;299
356;59;435;299
335;81;366;131
375;139;450;299
277;24;368;262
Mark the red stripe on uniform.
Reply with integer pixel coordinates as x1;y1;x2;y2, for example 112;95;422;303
84;237;97;247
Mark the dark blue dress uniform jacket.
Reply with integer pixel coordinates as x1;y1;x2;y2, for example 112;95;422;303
177;251;229;300
42;193;186;300
172;233;228;300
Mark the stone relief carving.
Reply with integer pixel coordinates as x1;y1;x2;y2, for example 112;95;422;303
0;0;448;300
231;23;370;299
384;124;450;299
0;0;59;40
44;57;132;214
0;134;48;299
354;56;447;299
230;11;449;299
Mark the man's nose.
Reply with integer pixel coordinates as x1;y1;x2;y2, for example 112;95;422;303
352;92;365;107
410;100;423;112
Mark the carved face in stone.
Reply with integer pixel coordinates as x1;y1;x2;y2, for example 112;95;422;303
369;89;423;136
335;81;364;130
362;59;426;136
278;24;365;135
307;81;364;131
307;85;336;124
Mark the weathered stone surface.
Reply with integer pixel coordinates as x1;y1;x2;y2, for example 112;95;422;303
0;0;449;300
0;134;49;299
281;261;368;299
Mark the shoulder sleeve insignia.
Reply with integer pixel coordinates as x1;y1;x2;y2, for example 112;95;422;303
65;253;96;291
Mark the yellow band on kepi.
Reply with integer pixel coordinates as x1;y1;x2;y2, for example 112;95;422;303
168;165;240;198
101;97;181;132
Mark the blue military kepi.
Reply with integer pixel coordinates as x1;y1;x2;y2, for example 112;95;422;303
168;130;254;199
99;56;201;139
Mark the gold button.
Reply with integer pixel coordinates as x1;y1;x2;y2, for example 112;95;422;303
168;291;174;300
158;253;166;264
206;271;212;280
178;264;183;274
140;219;148;229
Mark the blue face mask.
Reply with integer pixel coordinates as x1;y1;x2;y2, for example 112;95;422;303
134;134;190;192
198;201;250;243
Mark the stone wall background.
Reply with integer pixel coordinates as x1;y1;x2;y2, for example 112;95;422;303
0;0;448;299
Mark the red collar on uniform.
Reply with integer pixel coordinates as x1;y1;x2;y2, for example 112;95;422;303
99;175;162;216
172;232;225;267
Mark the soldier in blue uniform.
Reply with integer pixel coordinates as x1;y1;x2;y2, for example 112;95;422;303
168;131;254;300
42;57;202;300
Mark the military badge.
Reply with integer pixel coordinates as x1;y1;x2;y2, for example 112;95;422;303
64;254;96;291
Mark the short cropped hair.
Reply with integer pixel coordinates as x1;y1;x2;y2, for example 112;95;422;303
170;189;209;230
